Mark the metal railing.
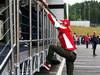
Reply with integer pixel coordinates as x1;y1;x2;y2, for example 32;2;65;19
0;0;58;75
0;0;15;70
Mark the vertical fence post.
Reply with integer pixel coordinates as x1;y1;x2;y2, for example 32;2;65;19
5;0;10;43
56;29;57;45
37;0;39;53
42;8;44;51
29;0;32;75
54;26;55;44
46;16;48;48
37;0;40;71
16;0;20;75
9;0;14;74
50;22;51;45
42;8;45;64
14;0;16;44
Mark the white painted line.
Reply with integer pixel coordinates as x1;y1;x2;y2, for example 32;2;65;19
78;55;100;57
75;65;100;68
76;60;100;62
75;62;100;64
56;58;65;75
78;56;100;57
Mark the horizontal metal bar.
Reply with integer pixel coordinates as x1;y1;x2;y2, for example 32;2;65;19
34;0;56;18
0;44;16;70
19;38;54;43
0;27;10;40
0;39;11;54
0;6;9;14
1;17;10;27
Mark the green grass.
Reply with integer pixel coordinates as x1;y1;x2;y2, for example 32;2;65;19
70;25;100;35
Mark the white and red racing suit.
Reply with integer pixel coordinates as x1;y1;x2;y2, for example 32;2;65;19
48;13;75;51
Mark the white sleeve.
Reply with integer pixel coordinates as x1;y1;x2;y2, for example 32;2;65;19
51;15;66;28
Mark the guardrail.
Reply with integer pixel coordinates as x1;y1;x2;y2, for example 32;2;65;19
0;0;59;75
0;0;16;71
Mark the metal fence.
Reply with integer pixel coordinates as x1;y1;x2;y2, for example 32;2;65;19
0;0;58;75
